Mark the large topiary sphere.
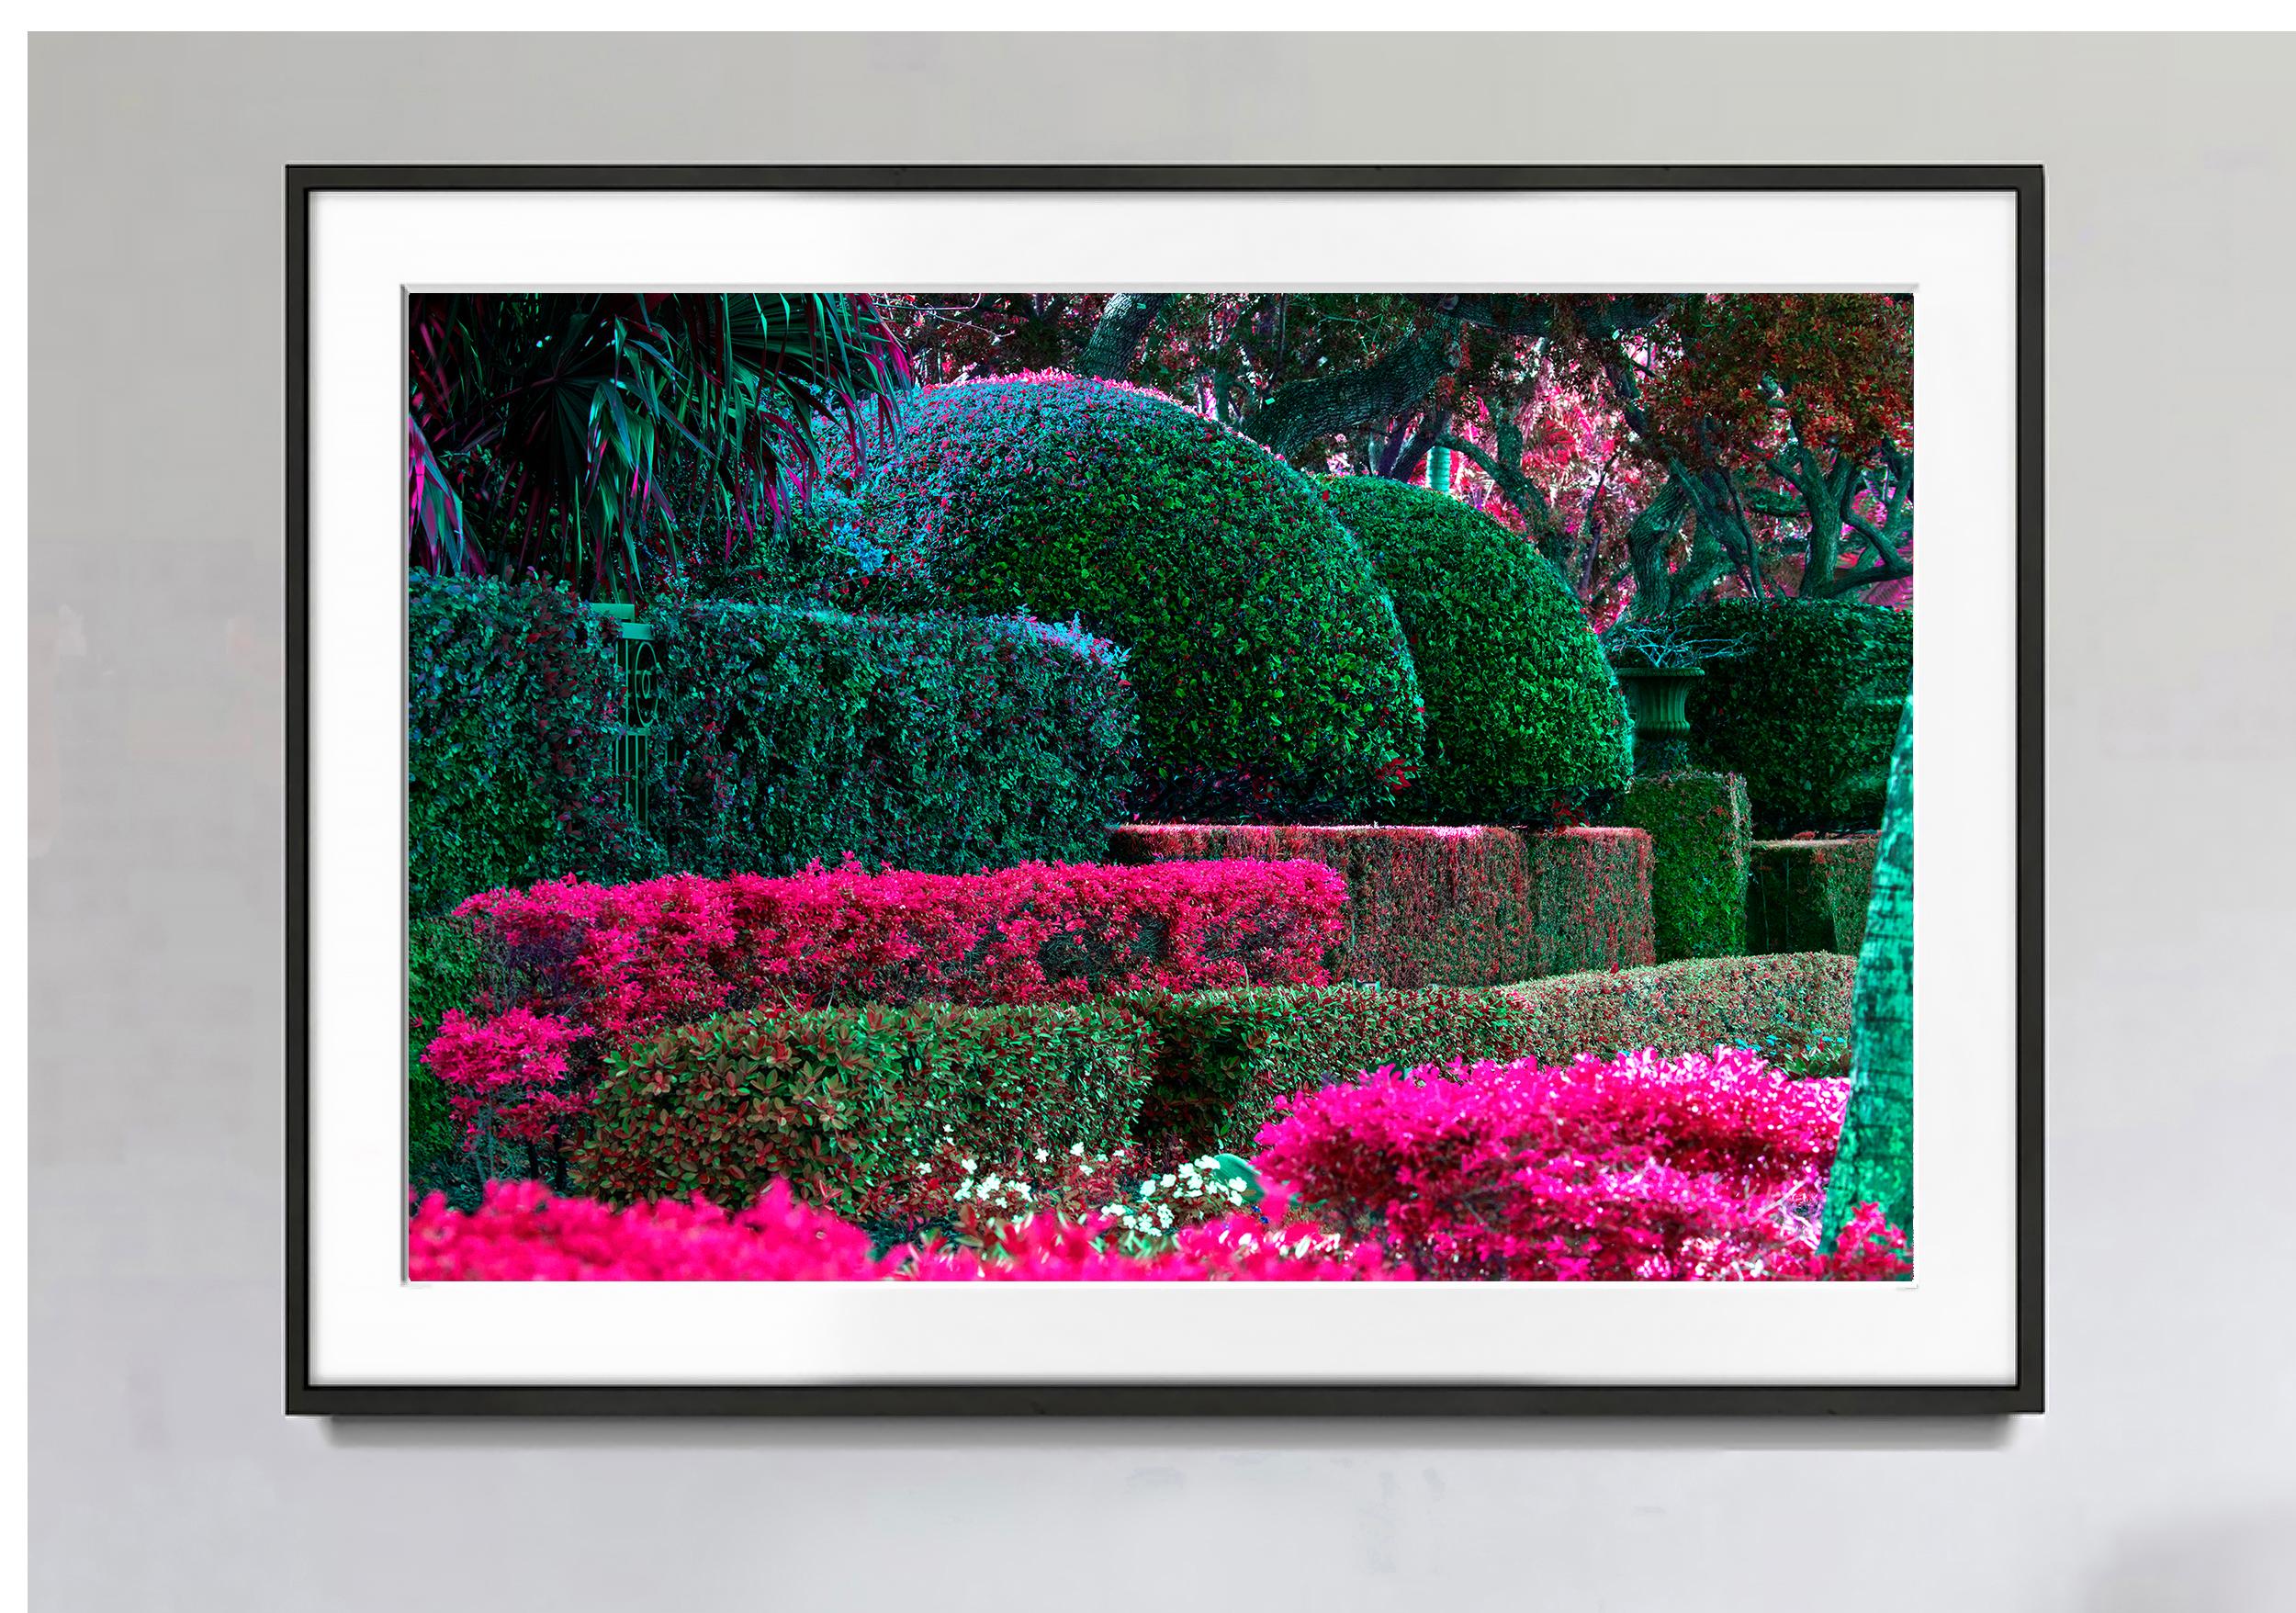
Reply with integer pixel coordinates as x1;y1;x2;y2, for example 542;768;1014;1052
845;377;1424;822
1318;475;1631;822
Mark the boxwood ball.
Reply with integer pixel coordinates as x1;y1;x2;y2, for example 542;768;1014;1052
1318;474;1630;822
847;375;1425;822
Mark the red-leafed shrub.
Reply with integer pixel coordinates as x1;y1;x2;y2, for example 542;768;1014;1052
1254;1046;1910;1280
409;1179;898;1280
573;1000;1158;1213
1109;822;1652;986
454;856;1345;1059
1747;836;1880;956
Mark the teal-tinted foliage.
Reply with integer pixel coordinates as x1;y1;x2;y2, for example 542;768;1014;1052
643;601;1138;878
1823;702;1915;1256
845;377;1425;822
1320;475;1631;821
1677;600;1913;834
407;575;646;917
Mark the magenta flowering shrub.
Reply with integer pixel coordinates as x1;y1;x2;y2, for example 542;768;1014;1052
406;1179;1402;1282
420;1007;591;1160
456;856;1348;1046
409;1180;895;1280
1253;1045;1909;1280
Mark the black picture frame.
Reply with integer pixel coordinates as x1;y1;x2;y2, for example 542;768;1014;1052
288;163;2043;1418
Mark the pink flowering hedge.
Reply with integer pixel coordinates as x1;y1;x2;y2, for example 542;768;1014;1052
1109;823;1654;987
1256;1046;1909;1281
456;857;1345;1043
409;1179;1403;1282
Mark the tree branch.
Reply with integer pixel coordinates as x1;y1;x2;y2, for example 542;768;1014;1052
1076;293;1171;380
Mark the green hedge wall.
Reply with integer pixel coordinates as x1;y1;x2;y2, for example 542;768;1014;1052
641;603;1138;877
407;914;486;1196
1614;771;1753;962
1676;599;1913;834
573;1000;1156;1211
1748;837;1881;955
1319;475;1632;821
1129;951;1858;1156
1107;823;1655;987
407;575;642;917
846;377;1425;822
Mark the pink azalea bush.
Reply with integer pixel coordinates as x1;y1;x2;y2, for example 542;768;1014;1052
1254;1045;1910;1280
420;1007;591;1159
407;1179;1401;1282
409;1180;895;1280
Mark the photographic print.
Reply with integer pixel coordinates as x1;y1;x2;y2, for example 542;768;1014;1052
404;288;1918;1286
290;170;2035;1411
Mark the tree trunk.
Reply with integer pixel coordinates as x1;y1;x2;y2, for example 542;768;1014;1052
1076;293;1171;380
1822;699;1915;1257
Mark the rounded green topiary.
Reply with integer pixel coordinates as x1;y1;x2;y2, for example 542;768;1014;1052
845;376;1424;822
1318;475;1632;822
1675;599;1912;835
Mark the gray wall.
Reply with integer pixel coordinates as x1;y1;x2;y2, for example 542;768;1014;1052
29;31;2296;1612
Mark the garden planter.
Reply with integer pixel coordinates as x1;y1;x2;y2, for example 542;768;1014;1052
1615;664;1704;774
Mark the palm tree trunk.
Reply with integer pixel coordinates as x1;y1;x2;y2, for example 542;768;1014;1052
1822;699;1914;1255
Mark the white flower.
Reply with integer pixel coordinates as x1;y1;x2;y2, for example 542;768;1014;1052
1036;1148;1050;1163
1070;1142;1086;1156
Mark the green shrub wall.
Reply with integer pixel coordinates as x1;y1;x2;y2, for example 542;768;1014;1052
1129;952;1857;1156
1676;599;1913;834
1614;771;1753;961
1319;475;1631;821
846;377;1425;822
1748;837;1881;955
574;1000;1156;1211
1107;823;1654;987
407;575;641;917
641;602;1137;878
407;914;486;1193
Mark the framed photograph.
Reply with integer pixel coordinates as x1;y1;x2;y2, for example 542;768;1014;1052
288;164;2042;1416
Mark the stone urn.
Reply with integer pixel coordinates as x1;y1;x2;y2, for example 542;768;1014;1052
1615;664;1704;774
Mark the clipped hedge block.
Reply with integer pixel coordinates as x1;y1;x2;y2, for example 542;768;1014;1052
407;576;641;917
1676;599;1912;834
644;601;1137;880
1131;951;1858;1156
847;375;1425;822
1614;771;1753;962
1494;952;1855;1069
1748;838;1881;956
575;1000;1157;1212
1107;823;1654;987
1317;474;1632;821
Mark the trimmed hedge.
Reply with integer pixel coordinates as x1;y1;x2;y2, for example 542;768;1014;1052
1129;951;1858;1156
1748;837;1881;956
643;602;1137;879
1614;771;1753;962
574;1001;1157;1211
1493;952;1854;1068
847;376;1425;822
407;575;640;917
1109;823;1653;986
1318;475;1632;820
1677;599;1912;834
